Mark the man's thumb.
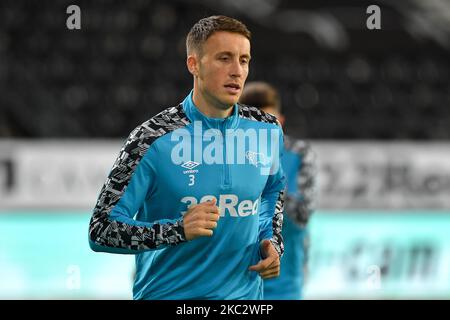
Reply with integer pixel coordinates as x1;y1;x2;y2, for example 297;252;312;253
262;239;271;250
260;240;272;258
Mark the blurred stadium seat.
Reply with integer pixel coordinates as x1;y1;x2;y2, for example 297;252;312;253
0;0;448;139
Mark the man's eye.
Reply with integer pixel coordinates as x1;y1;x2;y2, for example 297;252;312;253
241;59;249;64
220;57;229;61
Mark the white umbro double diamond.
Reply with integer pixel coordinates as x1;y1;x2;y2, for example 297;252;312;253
181;161;200;170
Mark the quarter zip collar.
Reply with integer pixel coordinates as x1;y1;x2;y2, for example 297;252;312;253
181;90;240;130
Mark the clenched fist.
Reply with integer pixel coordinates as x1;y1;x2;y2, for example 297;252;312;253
249;239;281;279
183;198;220;241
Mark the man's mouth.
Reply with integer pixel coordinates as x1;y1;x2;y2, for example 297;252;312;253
224;83;241;94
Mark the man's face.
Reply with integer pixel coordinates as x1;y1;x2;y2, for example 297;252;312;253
194;31;251;109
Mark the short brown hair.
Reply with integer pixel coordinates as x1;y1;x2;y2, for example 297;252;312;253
186;15;251;56
239;82;281;111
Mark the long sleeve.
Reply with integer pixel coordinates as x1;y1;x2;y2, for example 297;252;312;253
284;140;316;228
258;128;286;258
88;125;187;254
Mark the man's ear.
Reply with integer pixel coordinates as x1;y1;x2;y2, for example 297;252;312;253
187;54;199;77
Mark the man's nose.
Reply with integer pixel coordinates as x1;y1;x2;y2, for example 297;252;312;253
229;59;243;78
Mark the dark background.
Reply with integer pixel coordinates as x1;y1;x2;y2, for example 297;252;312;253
0;0;449;139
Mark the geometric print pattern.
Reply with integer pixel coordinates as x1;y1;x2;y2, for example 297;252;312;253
269;188;286;258
238;103;280;125
284;135;317;227
89;104;190;251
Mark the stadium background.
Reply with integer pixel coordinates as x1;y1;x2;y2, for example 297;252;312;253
0;0;449;299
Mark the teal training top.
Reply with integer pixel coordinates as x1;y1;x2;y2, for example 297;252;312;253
89;91;286;300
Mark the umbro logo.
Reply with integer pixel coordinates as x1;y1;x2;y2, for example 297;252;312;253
181;161;200;170
181;161;200;175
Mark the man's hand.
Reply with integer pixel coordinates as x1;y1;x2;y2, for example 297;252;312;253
183;198;220;241
249;239;280;279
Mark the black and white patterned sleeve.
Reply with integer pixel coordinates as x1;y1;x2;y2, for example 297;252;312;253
269;188;286;258
284;140;317;228
89;106;190;254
